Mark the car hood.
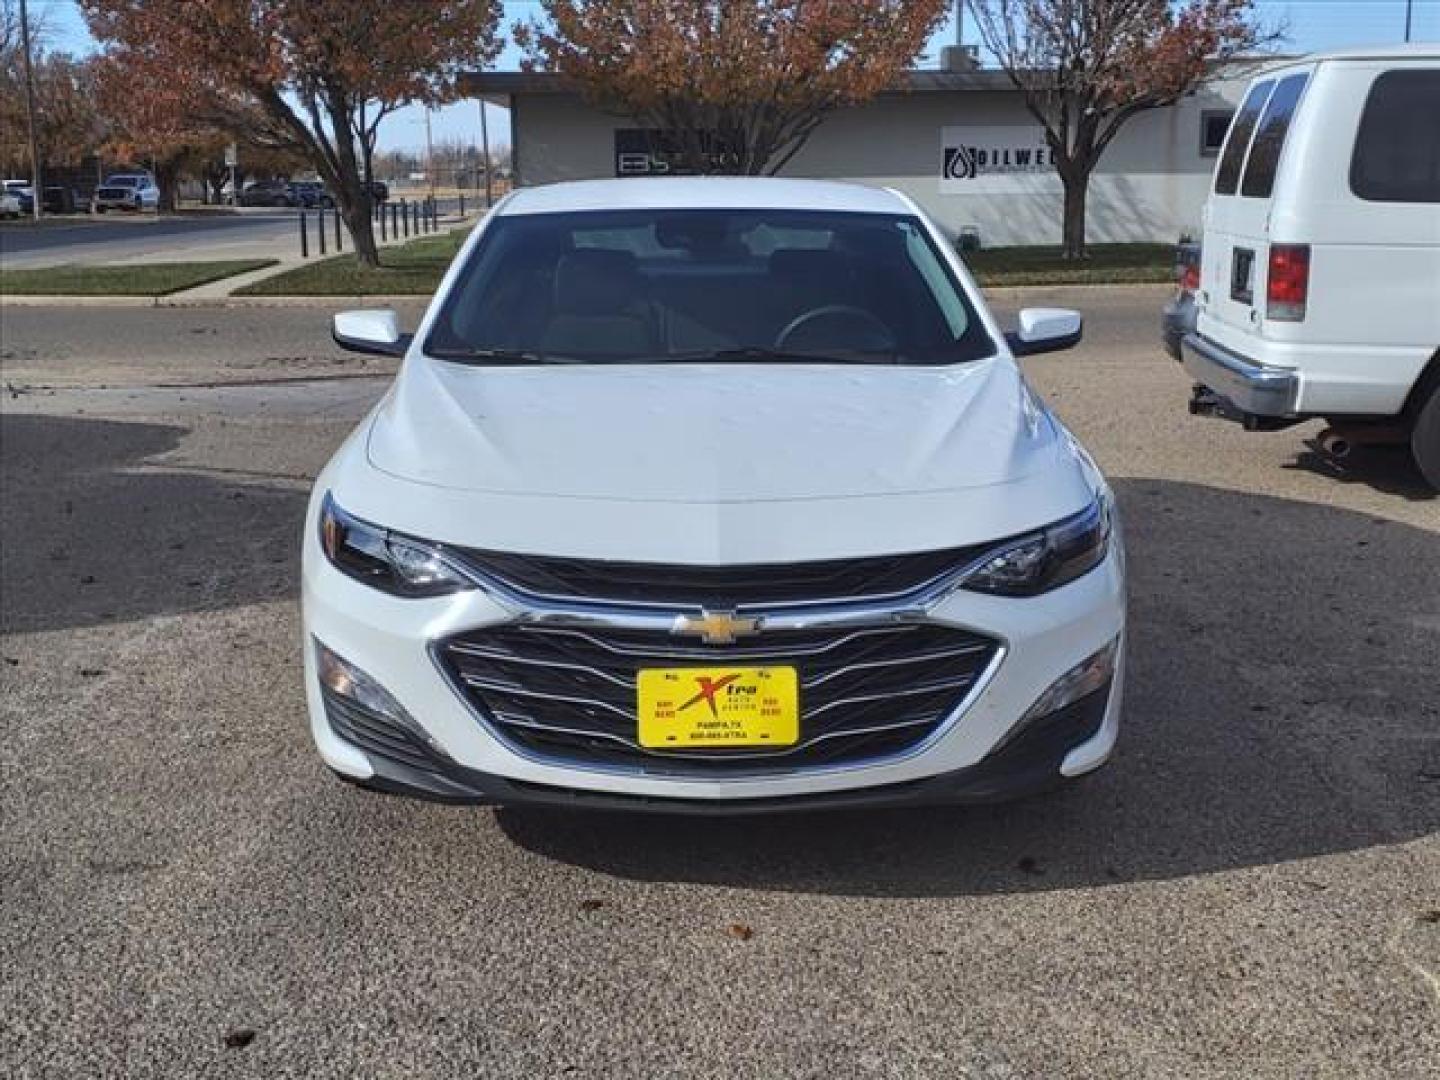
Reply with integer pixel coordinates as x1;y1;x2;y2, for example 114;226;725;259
371;356;1080;499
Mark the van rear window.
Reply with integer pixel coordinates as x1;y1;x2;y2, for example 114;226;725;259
1350;69;1440;203
1214;81;1273;195
1240;73;1309;198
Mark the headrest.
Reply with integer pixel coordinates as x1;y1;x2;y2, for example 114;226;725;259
553;249;641;315
768;249;852;282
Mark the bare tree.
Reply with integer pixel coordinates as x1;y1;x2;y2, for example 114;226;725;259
968;0;1275;257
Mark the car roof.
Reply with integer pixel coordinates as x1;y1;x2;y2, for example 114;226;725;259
498;177;913;217
1308;43;1440;63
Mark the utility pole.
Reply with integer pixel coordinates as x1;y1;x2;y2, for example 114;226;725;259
19;0;43;221
479;99;493;208
1405;0;1414;42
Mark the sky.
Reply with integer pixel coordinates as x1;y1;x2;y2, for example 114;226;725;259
23;0;1440;154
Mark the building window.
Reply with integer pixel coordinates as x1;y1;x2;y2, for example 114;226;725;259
1200;110;1233;158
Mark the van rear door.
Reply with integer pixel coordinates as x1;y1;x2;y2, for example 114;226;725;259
1201;69;1313;340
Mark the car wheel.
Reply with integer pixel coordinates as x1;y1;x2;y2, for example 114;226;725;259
1411;382;1440;491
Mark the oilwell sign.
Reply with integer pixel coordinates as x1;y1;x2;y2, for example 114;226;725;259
940;127;1063;194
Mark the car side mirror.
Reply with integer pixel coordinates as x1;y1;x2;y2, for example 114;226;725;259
332;309;412;357
1005;307;1083;357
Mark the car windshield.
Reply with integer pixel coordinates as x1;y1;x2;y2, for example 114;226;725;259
426;208;995;366
105;177;139;188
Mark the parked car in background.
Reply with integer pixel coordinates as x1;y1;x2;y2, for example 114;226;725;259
290;180;335;209
42;185;84;214
366;180;389;204
93;173;160;212
0;188;21;219
240;179;296;207
1162;241;1200;362
3;180;34;214
1182;45;1440;487
307;177;1125;812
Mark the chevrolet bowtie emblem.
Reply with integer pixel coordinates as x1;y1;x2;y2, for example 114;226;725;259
671;609;763;645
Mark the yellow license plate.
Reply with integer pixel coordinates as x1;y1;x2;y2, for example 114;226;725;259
636;667;799;749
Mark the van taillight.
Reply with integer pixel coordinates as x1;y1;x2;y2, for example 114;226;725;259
1178;260;1200;293
1266;244;1310;321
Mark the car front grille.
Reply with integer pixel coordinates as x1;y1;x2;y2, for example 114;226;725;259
96;188;130;199
447;544;990;610
436;621;1000;776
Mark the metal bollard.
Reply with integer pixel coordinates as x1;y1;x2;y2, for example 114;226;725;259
459;193;465;217
390;201;398;239
334;207;342;251
299;208;308;258
317;208;327;255
378;199;387;241
402;199;410;238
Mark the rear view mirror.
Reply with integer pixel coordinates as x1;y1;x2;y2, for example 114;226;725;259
332;308;412;357
1006;307;1083;357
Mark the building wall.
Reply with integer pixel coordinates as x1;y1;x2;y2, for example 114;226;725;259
507;73;1252;247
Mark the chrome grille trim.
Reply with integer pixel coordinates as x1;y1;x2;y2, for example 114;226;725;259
432;562;1007;777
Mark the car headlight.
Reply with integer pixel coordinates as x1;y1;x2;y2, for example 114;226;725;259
318;493;472;598
959;494;1112;597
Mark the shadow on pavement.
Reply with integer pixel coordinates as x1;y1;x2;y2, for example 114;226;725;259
496;477;1440;896
1;413;305;635
1285;439;1437;502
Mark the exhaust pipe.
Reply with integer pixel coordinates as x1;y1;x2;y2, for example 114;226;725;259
1317;428;1352;460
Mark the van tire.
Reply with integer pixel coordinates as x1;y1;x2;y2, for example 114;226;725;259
1412;385;1440;490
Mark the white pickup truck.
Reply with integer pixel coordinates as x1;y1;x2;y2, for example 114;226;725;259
1181;45;1440;488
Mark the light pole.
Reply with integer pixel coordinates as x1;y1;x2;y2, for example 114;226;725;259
1405;0;1414;42
19;0;43;221
425;108;436;200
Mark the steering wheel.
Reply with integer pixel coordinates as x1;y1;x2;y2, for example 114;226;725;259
775;305;897;354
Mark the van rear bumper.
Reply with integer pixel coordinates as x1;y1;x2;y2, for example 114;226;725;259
1181;333;1300;417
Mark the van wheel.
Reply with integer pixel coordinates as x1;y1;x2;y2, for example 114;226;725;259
1412;386;1440;490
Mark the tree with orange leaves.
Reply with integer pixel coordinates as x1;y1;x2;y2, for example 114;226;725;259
80;1;502;265
516;1;950;177
968;0;1274;257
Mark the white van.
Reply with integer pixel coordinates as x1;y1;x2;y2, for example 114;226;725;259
1181;45;1440;487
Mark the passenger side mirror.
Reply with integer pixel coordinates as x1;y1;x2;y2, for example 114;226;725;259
332;308;412;357
1005;307;1083;357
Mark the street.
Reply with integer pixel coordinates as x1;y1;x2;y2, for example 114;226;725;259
2;287;1438;1078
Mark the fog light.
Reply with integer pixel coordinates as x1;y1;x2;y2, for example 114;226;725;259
314;640;411;720
1021;637;1119;724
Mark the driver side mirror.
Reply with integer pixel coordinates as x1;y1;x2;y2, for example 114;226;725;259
332;308;412;357
1005;307;1083;357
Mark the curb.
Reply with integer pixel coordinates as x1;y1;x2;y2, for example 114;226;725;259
0;293;433;308
3;280;1172;310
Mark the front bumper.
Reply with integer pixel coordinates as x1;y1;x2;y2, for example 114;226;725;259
1180;332;1299;417
327;682;1114;813
1161;292;1196;362
302;496;1127;809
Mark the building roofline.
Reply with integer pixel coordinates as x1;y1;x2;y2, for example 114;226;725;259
461;54;1298;107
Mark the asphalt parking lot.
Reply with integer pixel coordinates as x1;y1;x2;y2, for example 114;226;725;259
2;288;1437;1078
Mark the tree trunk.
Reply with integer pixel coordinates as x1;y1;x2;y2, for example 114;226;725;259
1060;167;1090;259
155;159;181;213
342;194;378;267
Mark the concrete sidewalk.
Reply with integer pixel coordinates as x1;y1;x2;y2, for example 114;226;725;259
1;210;481;306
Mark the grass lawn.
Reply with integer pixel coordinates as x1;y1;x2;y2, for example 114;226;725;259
235;230;466;296
965;243;1175;287
235;233;1174;297
0;259;278;296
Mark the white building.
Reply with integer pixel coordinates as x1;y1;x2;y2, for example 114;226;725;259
465;63;1263;248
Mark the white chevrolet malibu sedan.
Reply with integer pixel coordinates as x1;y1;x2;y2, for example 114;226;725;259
303;177;1126;812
